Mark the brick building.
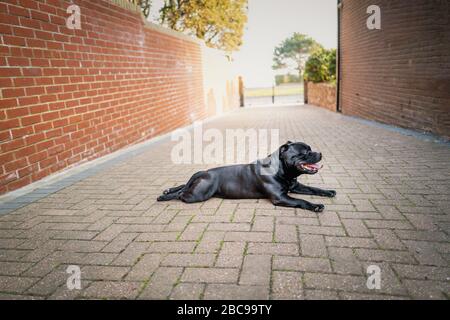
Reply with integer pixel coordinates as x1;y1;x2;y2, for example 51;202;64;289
0;0;238;195
338;0;450;139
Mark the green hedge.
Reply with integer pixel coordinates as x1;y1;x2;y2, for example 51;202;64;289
304;48;336;83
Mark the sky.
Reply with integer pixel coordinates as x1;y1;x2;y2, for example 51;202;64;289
149;0;338;88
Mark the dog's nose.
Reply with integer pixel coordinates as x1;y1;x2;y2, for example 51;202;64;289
318;152;322;160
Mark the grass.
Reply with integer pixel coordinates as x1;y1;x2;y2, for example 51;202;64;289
245;84;304;97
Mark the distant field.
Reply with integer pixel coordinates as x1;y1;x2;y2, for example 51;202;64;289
245;84;303;97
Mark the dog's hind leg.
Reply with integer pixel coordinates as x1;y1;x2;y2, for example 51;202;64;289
157;171;210;202
163;184;186;195
179;172;217;203
157;191;182;202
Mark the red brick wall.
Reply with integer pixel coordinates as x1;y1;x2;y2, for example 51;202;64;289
306;82;336;112
0;0;213;194
340;0;450;139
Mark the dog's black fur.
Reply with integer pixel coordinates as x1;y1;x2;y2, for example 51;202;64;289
157;142;336;212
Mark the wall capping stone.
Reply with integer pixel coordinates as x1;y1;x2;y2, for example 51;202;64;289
107;0;203;44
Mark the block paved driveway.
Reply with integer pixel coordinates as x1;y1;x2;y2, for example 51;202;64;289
0;105;449;300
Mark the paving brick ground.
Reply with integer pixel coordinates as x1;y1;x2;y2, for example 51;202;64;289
0;105;449;300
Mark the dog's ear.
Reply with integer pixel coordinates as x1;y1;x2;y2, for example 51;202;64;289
279;143;291;155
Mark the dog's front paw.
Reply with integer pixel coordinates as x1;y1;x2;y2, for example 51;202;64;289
312;204;325;213
326;190;336;198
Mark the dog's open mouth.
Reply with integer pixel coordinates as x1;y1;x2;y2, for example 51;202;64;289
299;163;322;173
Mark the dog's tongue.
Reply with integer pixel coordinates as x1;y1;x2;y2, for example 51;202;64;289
304;163;321;170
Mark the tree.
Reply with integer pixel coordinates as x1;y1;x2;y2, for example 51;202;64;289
272;33;322;80
304;48;336;83
129;0;152;18
159;0;248;52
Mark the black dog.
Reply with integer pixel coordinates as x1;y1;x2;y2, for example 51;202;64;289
157;142;336;212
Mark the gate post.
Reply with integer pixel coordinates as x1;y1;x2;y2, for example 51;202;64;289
238;76;245;107
304;80;308;104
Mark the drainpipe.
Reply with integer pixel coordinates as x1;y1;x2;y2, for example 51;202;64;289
337;0;342;112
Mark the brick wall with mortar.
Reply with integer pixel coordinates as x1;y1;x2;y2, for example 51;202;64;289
306;82;336;112
340;0;450;139
0;0;235;195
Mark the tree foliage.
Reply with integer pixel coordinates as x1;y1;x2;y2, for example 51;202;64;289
304;48;336;83
272;33;322;79
159;0;248;52
129;0;152;18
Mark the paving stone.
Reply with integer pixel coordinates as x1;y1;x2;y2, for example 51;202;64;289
247;243;298;256
0;262;33;276
224;232;272;242
328;247;363;275
82;281;140;299
81;266;129;281
203;284;269;300
339;292;409;300
27;267;67;296
404;214;438;231
325;236;378;249
370;229;405;250
403;279;449;300
271;271;303;300
273;256;331;273
274;224;297;243
300;234;327;257
181;268;239;284
208;223;251;232
111;242;149;266
0;276;38;294
252;216;275;232
318;212;342;226
1;105;449;300
365;220;413;230
102;233;138;253
391;264;450;281
239;255;271;286
148;242;196;253
125;254;162;281
136;232;178;242
215;242;245;268
161;254;216;267
304;289;339;300
82;252;118;265
139;267;183;299
341;219;371;237
60;240;107;253
297;225;346;236
179;223;208;241
303;273;368;293
355;249;416;264
170;283;204;300
402;240;447;266
395;230;447;242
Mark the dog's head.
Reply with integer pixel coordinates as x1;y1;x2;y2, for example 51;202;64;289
279;141;322;175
